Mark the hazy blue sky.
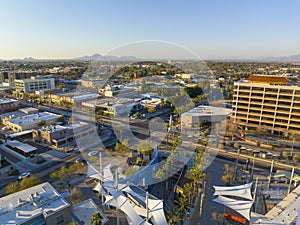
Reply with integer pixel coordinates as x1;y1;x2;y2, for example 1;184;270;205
1;0;300;59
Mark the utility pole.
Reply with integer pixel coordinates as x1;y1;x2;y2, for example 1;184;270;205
287;167;295;195
267;160;274;188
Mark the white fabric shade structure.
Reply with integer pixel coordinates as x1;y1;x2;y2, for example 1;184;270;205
213;182;254;221
213;196;254;220
213;182;253;201
87;162;168;225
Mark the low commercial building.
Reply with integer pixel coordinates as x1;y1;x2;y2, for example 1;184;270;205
181;105;231;129
5;140;37;158
0;182;72;225
82;98;138;116
32;122;97;147
0;98;20;114
5;112;59;132
14;76;55;93
1;107;39;126
49;92;99;105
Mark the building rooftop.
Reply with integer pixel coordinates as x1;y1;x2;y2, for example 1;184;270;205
0;98;18;104
73;198;108;225
6;140;37;153
182;105;232;117
9;112;59;127
0;182;70;225
247;75;289;85
38;122;89;134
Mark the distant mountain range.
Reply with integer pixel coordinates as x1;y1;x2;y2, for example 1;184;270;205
1;53;300;62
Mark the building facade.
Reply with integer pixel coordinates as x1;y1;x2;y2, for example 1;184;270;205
15;77;55;93
0;98;20;114
232;76;300;134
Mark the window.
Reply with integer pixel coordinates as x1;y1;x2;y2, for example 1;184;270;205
56;215;64;225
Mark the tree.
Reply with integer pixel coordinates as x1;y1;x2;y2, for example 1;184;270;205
50;165;69;183
114;140;129;153
221;164;235;185
37;120;46;126
19;175;41;190
124;166;139;177
233;142;240;149
148;107;156;113
90;212;103;225
293;153;300;163
5;181;19;194
183;182;194;206
71;187;84;205
138;142;153;157
57;114;65;122
168;207;180;225
174;196;189;224
282;151;290;160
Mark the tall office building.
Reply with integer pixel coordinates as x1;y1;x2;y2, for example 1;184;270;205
232;75;300;134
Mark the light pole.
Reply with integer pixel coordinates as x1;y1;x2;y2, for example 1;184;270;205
250;155;256;182
235;148;240;180
267;160;274;188
287;167;295;195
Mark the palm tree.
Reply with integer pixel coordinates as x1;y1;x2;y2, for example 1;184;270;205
174;196;190;224
188;166;204;195
183;182;194;207
168;208;180;225
90;212;103;225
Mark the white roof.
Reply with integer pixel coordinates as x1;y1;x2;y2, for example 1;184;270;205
0;182;70;225
73;198;108;224
9;112;59;127
213;182;253;201
213;195;253;220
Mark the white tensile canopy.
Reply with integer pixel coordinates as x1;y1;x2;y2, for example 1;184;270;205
87;162;168;225
213;195;254;220
213;182;253;201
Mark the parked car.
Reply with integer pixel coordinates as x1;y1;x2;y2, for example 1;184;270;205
88;150;99;157
75;158;86;164
18;172;30;180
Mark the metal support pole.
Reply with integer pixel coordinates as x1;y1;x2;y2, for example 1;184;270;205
267;160;274;188
146;191;149;222
253;177;258;213
287;167;295;195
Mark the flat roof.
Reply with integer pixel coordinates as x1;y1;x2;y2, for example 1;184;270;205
73;198;108;224
7;140;37;153
0;98;18;104
9;112;59;127
248;75;289;85
0;182;70;225
182;105;232;117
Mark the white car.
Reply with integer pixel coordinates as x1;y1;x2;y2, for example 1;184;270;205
18;172;30;180
88;150;99;156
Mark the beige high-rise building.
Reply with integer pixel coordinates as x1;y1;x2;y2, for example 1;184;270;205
232;75;300;134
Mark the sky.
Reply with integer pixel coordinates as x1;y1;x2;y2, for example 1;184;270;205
1;0;300;59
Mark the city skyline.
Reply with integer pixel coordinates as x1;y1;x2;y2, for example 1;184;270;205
1;0;300;59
